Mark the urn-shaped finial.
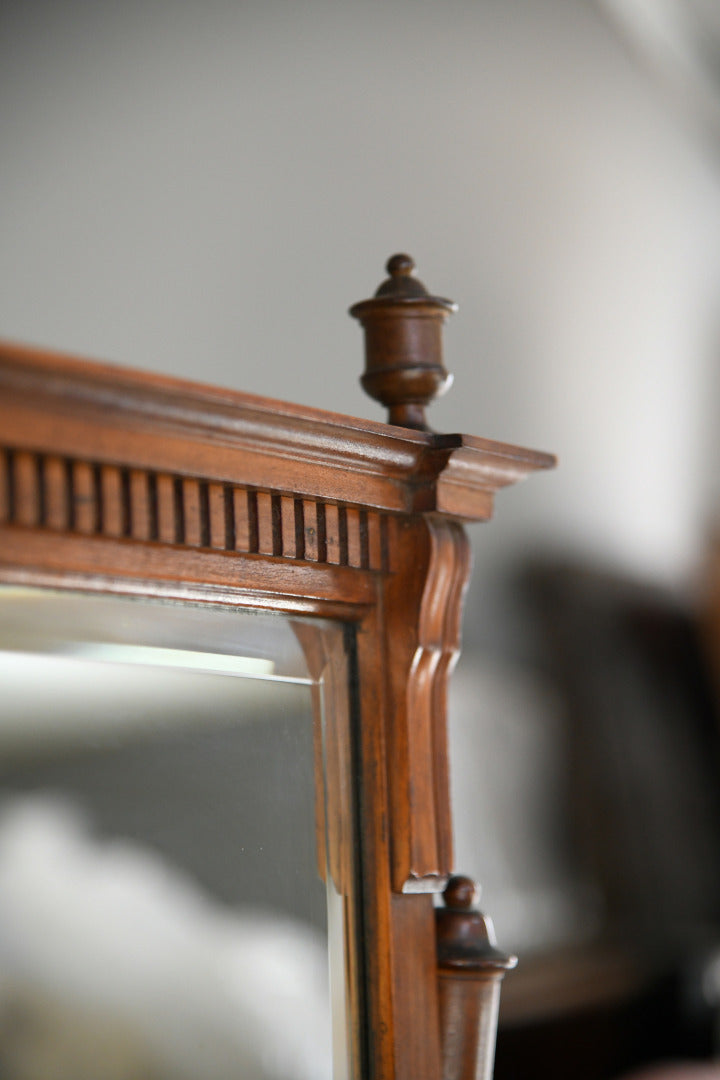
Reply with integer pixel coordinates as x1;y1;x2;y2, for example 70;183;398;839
436;875;517;1080
349;254;457;431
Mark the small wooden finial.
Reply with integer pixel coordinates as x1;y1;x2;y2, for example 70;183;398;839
436;875;515;969
442;874;478;911
436;874;517;1080
349;254;457;431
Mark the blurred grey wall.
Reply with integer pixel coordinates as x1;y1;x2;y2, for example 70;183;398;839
2;0;720;609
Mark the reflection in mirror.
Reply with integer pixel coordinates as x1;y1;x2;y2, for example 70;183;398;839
0;587;336;1080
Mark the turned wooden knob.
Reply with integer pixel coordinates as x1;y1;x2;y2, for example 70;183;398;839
436;875;516;972
436;875;517;1080
349;254;457;431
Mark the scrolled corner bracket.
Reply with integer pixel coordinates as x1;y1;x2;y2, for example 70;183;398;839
349;254;457;432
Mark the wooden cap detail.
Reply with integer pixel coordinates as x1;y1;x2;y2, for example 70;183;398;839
436;875;517;973
350;254;457;431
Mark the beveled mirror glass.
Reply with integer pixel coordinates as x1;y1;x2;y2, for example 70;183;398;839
0;586;350;1080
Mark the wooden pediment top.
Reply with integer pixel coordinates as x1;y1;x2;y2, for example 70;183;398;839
0;340;553;524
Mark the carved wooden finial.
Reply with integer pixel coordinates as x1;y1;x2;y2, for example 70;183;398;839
442;873;478;911
349;254;457;431
436;875;515;971
436;874;517;1080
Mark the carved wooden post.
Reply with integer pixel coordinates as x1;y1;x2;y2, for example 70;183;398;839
436;876;516;1080
352;257;521;1079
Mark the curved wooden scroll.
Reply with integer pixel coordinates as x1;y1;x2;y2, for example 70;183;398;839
383;514;471;893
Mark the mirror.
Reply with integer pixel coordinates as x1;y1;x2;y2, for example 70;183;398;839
0;586;346;1080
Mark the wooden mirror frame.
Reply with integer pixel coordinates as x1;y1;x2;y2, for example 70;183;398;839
0;257;553;1080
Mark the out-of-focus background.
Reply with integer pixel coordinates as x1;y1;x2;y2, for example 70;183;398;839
4;1;720;1077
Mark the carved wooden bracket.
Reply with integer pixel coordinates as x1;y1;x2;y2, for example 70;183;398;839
382;515;471;893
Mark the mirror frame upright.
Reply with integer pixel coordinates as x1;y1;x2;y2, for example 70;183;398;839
0;256;553;1080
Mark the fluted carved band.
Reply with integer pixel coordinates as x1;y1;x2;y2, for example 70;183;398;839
0;446;389;573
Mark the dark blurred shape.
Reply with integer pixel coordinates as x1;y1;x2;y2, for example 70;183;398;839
523;559;720;941
494;557;720;1078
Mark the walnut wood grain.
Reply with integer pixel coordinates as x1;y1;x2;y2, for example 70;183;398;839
436;877;517;1080
0;341;553;521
